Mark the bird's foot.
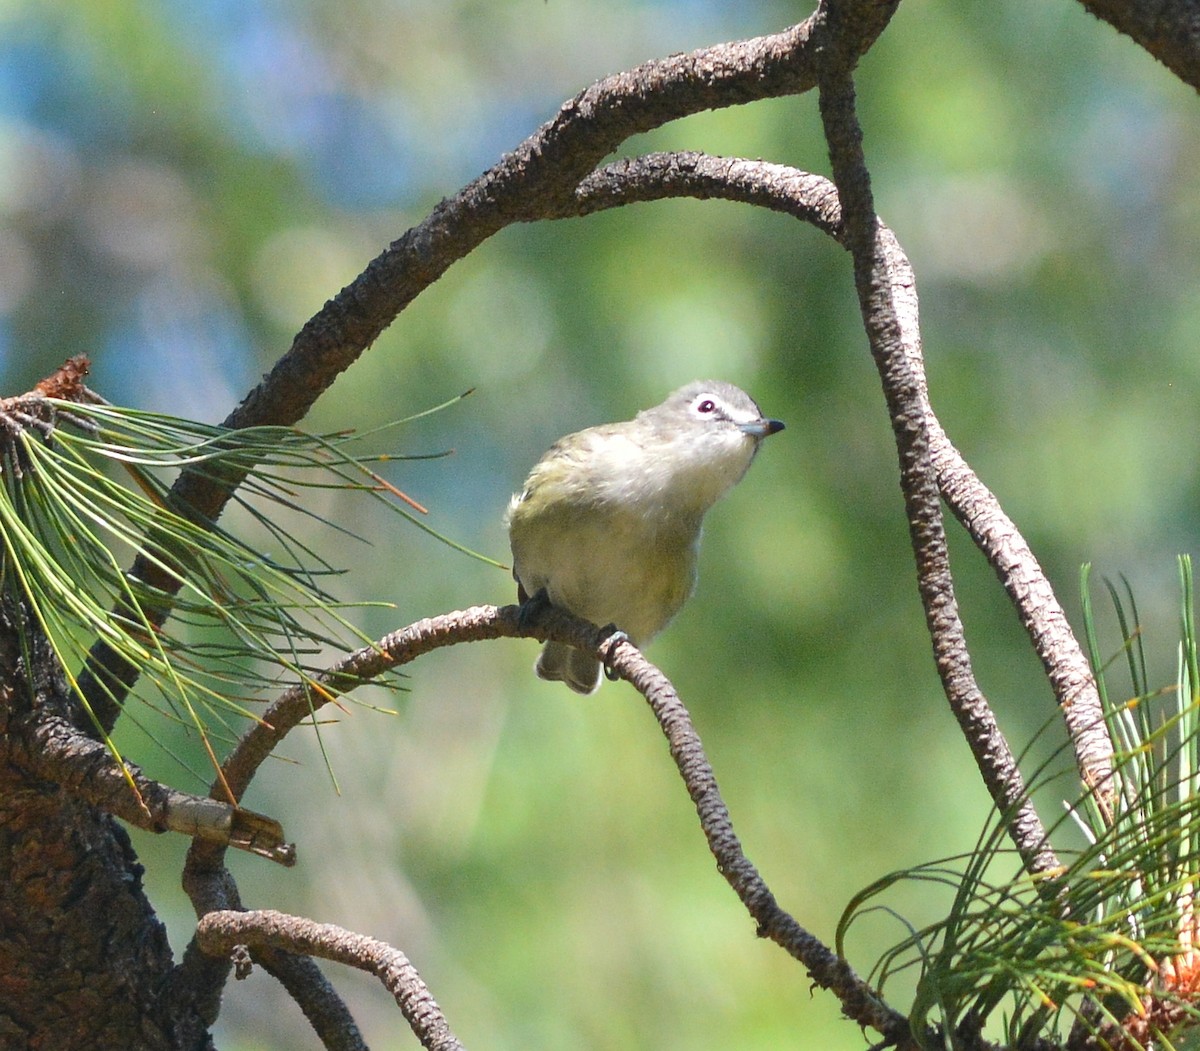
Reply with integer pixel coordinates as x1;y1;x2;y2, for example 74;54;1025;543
517;587;553;632
600;626;629;681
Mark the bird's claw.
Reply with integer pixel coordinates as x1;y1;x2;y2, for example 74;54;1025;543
600;626;629;680
517;587;552;632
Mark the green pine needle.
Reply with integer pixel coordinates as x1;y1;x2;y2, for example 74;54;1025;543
0;388;482;790
841;558;1200;1049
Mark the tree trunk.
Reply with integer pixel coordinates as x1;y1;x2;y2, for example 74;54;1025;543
0;607;212;1050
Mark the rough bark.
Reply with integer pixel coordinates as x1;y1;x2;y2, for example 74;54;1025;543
0;604;211;1050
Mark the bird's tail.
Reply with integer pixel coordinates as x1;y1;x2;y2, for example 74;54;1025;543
535;641;601;695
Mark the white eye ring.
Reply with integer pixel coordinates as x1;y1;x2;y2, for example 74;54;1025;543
696;399;717;414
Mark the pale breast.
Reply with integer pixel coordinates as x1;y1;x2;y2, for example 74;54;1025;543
509;500;699;644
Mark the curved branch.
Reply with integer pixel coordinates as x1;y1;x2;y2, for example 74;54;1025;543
598;635;910;1041
177;846;368;1050
77;0;900;728
197;910;457;1051
179;604;907;1040
930;423;1115;813
3;711;294;863
256;949;373;1051
174;861;242;1026
817;69;1059;877
1077;0;1200;93
178;605;599;1034
577;154;1105;766
220;605;537;805
574;149;1114;853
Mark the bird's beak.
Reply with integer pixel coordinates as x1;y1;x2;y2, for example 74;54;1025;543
740;418;785;438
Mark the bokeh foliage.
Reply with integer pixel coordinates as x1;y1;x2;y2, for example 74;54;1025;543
1;1;1198;1048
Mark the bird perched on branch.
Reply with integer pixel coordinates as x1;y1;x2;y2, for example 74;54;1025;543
507;380;784;693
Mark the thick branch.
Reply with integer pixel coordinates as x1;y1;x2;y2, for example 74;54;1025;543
575;149;1115;851
815;64;1060;876
2;710;295;863
77;0;900;728
598;635;911;1042
177;846;367;1051
197;910;457;1051
196;0;896;440
179;604;907;1041
173;864;242;1027
1078;0;1200;92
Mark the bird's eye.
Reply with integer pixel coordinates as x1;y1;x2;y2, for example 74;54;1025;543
696;399;716;414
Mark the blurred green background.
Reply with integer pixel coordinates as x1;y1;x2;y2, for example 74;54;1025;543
3;0;1199;1047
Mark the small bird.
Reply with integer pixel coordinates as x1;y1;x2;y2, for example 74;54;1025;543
506;380;784;693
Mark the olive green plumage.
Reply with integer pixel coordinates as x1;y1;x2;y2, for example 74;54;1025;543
507;380;784;694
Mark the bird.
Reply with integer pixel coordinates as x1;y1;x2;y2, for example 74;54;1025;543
506;380;784;693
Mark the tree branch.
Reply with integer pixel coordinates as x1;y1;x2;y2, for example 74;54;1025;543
172;864;242;1028
255;949;373;1051
197;909;460;1051
815;61;1061;877
575;147;1115;863
577;151;1111;812
1;708;294;863
178;604;908;1042
598;634;911;1042
76;0;901;729
178;844;368;1050
1077;0;1200;92
930;422;1115;816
